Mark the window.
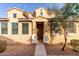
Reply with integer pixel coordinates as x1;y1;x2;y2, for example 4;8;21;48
1;22;8;34
52;22;58;33
40;12;43;16
68;22;74;33
40;9;43;16
22;23;28;34
12;23;18;34
13;13;17;18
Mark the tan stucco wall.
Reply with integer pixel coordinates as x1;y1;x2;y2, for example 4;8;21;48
7;9;25;22
75;22;79;34
50;21;79;44
49;33;79;44
0;22;32;44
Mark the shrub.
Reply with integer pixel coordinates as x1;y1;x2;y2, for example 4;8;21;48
70;40;79;47
73;46;79;52
0;40;7;53
70;39;79;52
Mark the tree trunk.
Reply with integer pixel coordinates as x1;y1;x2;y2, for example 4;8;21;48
62;30;67;51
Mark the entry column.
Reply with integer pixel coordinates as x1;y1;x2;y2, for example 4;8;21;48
32;21;38;43
44;21;51;43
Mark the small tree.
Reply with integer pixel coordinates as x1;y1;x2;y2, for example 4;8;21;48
60;3;77;51
50;16;67;51
58;17;67;51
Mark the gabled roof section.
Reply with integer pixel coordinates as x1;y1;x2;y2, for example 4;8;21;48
35;7;48;11
6;7;24;12
35;7;48;13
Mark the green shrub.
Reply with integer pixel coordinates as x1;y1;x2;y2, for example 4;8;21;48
0;40;7;53
70;39;79;52
73;46;79;52
70;40;79;47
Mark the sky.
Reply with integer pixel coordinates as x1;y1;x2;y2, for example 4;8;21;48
0;3;65;18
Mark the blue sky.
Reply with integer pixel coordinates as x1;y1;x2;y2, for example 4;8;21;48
0;3;65;18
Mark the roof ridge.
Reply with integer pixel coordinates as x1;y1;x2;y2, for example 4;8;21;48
6;7;25;12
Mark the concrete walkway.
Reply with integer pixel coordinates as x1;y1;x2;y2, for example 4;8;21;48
34;43;47;56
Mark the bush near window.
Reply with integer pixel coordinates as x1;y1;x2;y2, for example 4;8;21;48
0;40;7;53
70;39;79;52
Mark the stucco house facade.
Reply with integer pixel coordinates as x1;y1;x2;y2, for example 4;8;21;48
0;7;79;44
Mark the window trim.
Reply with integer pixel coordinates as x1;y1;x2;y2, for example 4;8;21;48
22;23;29;34
1;22;8;34
67;22;75;33
13;13;17;18
40;12;43;16
12;22;18;34
51;22;59;33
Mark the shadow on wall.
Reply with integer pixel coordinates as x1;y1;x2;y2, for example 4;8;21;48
0;36;25;44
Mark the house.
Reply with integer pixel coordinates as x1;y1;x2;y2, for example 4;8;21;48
0;7;79;44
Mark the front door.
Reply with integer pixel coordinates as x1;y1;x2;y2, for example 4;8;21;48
37;22;44;42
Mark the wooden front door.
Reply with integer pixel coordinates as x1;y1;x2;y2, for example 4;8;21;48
37;22;44;42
